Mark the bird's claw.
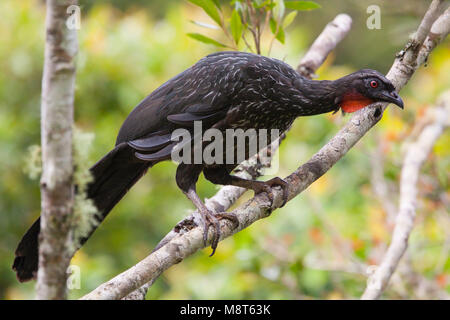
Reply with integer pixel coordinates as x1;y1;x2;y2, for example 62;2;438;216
201;210;239;256
254;177;289;208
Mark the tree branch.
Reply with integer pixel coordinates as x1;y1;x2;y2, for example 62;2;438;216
369;138;398;223
361;91;450;300
296;13;352;77
37;0;78;300
82;1;448;300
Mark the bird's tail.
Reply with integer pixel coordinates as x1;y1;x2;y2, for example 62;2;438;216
12;143;150;282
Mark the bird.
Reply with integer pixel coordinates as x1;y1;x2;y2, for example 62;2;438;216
12;51;403;282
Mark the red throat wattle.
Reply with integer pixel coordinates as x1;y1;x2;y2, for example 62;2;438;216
339;91;374;113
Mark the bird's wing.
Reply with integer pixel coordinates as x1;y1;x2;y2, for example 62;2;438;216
127;103;227;161
116;52;252;146
166;103;227;127
128;132;172;152
133;143;176;162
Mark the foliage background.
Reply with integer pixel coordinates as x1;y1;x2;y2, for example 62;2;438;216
0;0;448;299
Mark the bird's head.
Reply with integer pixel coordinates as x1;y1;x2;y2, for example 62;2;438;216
334;69;404;113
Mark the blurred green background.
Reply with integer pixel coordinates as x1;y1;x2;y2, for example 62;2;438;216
0;0;448;299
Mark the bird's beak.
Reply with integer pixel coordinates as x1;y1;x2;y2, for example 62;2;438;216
381;91;404;109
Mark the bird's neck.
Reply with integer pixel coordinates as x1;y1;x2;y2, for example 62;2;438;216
290;77;340;116
292;75;376;115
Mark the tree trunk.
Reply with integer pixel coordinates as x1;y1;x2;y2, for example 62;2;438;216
37;0;78;300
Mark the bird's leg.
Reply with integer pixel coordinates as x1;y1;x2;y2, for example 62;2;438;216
183;187;238;255
176;164;238;256
231;176;289;207
203;167;289;208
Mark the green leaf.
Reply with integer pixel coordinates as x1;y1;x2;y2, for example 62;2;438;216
282;11;297;28
269;18;285;44
276;28;285;43
285;1;321;10
230;9;243;45
187;33;227;47
211;0;221;8
253;0;272;9
188;0;222;25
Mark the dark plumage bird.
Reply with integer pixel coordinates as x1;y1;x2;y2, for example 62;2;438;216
13;51;403;282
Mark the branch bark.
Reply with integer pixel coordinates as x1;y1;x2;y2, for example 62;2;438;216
82;1;448;300
361;91;450;300
296;13;352;77
369;138;398;223
37;0;78;300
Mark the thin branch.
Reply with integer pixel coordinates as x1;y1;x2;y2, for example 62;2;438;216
406;0;446;61
361;91;450;300
82;2;448;299
245;0;261;54
296;13;352;78
369;137;397;223
390;1;448;90
417;5;450;65
37;0;78;299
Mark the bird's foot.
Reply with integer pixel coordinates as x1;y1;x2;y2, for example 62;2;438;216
252;177;289;208
201;210;239;256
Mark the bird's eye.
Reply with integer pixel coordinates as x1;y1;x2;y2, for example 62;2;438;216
370;80;378;88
